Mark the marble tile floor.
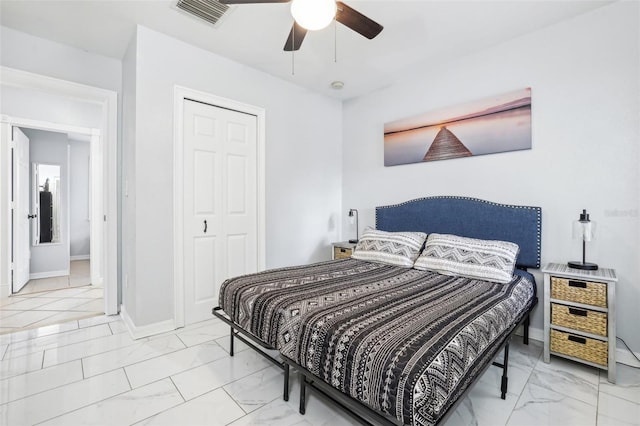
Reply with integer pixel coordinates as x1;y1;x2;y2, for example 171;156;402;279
0;285;103;335
17;260;93;295
0;315;638;426
0;260;102;335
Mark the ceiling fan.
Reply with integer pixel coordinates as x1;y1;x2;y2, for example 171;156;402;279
219;0;383;51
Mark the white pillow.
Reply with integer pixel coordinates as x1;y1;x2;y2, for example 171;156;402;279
413;233;519;284
351;228;427;268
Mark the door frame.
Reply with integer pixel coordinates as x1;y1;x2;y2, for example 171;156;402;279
173;86;266;328
0;66;118;315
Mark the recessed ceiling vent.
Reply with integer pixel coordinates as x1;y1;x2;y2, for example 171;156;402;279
176;0;229;26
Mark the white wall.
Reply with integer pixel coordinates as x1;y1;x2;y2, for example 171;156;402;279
121;34;137;318
0;26;121;93
25;129;70;276
0;85;103;128
342;2;640;352
69;139;90;258
122;26;342;327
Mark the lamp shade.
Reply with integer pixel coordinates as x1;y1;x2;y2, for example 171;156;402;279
291;0;336;31
572;209;596;242
573;220;596;242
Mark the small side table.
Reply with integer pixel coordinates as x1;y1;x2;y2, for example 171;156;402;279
331;241;356;260
542;262;617;383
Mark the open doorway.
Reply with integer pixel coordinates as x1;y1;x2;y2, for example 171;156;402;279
1;125;103;333
1;65;118;334
17;128;95;295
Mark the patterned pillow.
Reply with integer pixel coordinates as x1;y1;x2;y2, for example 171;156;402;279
413;233;519;284
351;228;427;267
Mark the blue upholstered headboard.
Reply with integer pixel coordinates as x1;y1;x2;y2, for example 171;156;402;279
375;196;542;269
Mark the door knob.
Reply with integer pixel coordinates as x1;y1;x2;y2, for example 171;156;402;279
28;214;37;219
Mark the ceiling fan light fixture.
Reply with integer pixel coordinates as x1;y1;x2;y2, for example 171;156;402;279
291;0;336;31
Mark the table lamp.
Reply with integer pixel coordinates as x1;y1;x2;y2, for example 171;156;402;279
348;209;359;244
567;209;598;271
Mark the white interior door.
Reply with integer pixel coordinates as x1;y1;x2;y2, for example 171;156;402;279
13;127;30;293
183;100;258;325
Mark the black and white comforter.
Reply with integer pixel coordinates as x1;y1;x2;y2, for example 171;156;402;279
219;258;536;426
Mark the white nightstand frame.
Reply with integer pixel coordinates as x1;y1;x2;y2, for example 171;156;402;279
542;263;617;383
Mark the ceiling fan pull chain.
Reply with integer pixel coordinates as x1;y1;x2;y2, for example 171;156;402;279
292;25;295;75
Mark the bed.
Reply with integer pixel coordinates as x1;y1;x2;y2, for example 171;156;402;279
213;196;541;426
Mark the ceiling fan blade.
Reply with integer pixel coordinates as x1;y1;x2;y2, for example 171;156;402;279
335;1;383;39
283;22;307;51
219;0;289;4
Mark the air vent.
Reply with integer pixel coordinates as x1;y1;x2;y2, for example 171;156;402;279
176;0;229;26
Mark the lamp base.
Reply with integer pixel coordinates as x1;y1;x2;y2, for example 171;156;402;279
348;239;358;244
567;261;598;271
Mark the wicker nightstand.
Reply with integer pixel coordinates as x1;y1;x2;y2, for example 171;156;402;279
542;263;617;383
331;241;357;260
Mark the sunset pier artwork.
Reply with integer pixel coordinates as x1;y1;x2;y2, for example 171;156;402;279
384;88;532;166
423;127;472;161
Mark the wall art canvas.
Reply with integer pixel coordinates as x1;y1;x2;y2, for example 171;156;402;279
384;88;531;166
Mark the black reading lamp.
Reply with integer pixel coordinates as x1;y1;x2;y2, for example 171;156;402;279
567;209;598;271
348;209;359;244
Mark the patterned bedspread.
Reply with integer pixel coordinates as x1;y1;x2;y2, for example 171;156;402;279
219;258;536;426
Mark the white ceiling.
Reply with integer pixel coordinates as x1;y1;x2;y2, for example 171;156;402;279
0;0;613;100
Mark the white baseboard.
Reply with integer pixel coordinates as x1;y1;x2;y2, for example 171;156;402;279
29;270;69;280
617;346;640;368
519;326;640;368
120;305;176;340
513;324;544;343
70;255;90;261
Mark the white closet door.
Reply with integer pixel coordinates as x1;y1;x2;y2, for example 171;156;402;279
13;127;30;293
183;100;258;325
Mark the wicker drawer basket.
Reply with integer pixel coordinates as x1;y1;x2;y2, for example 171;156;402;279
551;303;607;337
550;329;608;366
333;247;353;260
551;277;607;307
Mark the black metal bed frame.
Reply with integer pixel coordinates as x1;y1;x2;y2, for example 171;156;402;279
212;306;290;401
212;296;537;425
